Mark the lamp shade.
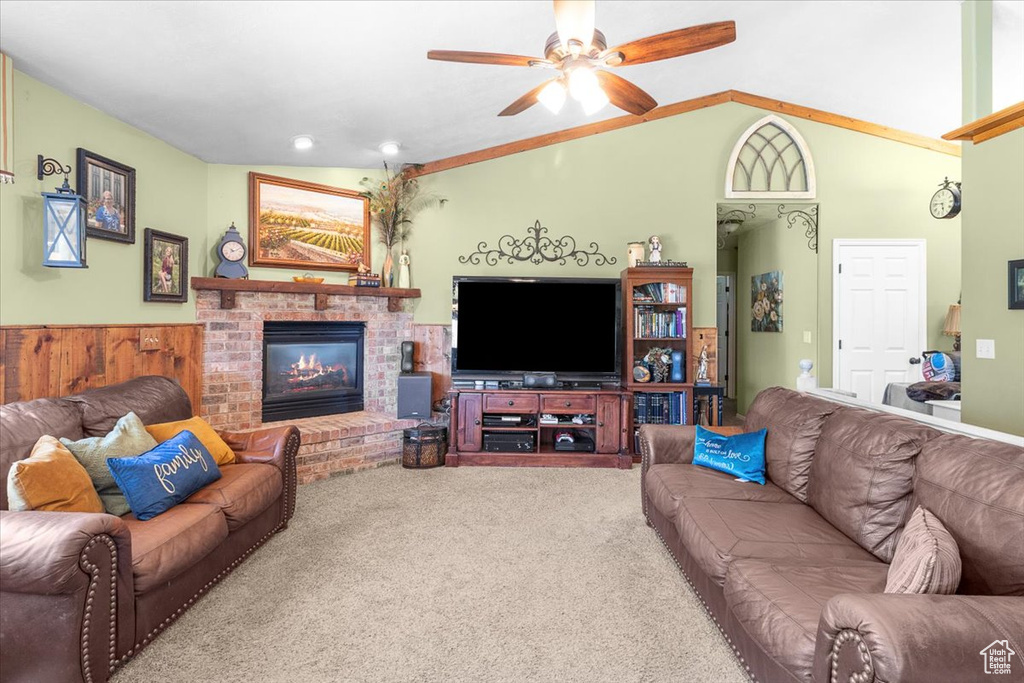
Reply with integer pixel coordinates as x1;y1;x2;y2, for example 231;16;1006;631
942;303;961;336
42;190;87;268
0;52;13;184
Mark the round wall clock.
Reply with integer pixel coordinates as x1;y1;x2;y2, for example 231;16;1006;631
929;177;962;220
215;222;249;278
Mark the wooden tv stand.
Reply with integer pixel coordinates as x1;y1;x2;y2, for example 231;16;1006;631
447;388;632;469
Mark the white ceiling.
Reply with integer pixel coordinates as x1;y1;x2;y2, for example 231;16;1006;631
0;1;977;168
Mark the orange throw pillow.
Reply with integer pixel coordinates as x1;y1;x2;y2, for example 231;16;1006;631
7;436;104;513
146;416;235;466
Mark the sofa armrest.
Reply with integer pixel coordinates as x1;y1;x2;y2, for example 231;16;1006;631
219;425;300;526
813;593;1024;683
1;510;135;682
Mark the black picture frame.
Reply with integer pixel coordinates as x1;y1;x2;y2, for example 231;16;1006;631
76;148;136;244
1010;259;1024;310
144;228;188;303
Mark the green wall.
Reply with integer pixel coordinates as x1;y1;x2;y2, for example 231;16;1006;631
736;217;818;411
960;128;1024;435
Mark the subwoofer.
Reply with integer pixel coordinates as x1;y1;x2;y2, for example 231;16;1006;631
400;341;415;374
397;372;432;419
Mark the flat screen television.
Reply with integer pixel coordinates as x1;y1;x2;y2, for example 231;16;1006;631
452;276;621;381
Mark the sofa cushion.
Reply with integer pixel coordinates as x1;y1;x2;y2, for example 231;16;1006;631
885;506;961;594
0;397;84;510
692;426;767;484
146;415;235;466
646;464;798;520
725;559;888;683
6;436;104;513
122;502;228;594
183;463;282;531
806;409;940;562
675;498;878;585
911;433;1024;596
742;387;838;502
65;376;192;437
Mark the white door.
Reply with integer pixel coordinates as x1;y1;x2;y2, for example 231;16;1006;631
833;240;927;403
716;274;737;398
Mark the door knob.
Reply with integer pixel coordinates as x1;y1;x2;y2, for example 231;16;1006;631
474;419;480;425
564;401;571;407
507;400;514;406
909;357;921;365
598;422;604;427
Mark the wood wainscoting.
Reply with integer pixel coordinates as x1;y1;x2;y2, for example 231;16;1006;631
0;324;203;408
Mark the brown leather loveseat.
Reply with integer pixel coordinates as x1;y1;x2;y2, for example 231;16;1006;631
0;376;299;683
641;387;1023;683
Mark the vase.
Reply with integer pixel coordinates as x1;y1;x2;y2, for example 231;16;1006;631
670;350;684;382
382;249;394;287
627;242;645;267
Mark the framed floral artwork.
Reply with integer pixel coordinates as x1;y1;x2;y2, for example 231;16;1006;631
751;270;783;332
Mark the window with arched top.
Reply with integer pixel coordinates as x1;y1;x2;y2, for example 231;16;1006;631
725;115;816;199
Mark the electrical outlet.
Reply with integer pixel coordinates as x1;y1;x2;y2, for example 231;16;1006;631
803;331;813;344
139;329;162;352
976;338;995;359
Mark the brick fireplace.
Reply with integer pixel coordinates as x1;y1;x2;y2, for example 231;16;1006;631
194;281;418;484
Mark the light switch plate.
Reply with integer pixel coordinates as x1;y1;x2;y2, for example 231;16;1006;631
803;331;813;344
976;338;995;359
139;328;162;352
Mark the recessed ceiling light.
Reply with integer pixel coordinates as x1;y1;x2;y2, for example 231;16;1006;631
379;141;401;155
292;135;314;150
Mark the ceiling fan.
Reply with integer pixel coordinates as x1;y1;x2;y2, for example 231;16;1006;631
427;0;736;117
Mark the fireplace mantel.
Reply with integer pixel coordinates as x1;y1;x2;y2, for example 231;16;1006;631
191;277;420;312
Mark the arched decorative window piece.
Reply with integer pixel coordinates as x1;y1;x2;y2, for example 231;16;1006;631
725;115;816;199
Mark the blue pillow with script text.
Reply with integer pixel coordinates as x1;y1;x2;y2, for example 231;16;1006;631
692;425;767;485
107;430;221;521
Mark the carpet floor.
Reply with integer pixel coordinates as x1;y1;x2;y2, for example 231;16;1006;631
113;465;748;683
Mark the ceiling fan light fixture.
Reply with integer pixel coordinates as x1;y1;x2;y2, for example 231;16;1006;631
580;85;609;115
538;80;567;114
554;0;595;54
568;66;599;101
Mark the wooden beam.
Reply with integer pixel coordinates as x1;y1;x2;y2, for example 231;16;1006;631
942;101;1024;144
192;277;421;299
727;91;961;157
405;89;961;179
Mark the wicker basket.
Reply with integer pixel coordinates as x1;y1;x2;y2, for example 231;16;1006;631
402;424;448;468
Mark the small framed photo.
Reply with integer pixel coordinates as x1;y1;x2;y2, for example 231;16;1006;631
144;228;188;303
77;148;136;244
1010;259;1024;310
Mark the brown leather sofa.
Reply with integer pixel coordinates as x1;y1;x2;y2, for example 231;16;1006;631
641;387;1023;683
0;377;299;683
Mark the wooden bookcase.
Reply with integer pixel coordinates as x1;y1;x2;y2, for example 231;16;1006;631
621;266;695;456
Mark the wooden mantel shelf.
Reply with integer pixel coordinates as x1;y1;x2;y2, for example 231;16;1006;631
190;277;421;312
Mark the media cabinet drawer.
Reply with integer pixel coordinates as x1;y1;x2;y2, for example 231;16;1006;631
483;393;540;413
540;395;596;413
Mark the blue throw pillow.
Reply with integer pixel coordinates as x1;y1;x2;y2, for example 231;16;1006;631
107;430;221;521
692;425;767;485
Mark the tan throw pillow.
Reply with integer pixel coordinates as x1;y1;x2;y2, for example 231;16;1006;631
7;436;104;513
885;506;961;594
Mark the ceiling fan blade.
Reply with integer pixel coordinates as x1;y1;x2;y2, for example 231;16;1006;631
498;79;557;117
603;21;736;66
427;50;549;67
594;71;657;116
553;0;596;52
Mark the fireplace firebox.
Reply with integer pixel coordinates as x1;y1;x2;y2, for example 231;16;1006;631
262;321;364;422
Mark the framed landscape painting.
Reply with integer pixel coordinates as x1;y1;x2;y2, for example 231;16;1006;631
248;172;370;272
76;148;136;244
143;228;188;303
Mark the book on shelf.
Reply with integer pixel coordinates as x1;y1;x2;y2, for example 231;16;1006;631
631;282;687;304
632;391;689;426
348;273;382;287
634;306;688;338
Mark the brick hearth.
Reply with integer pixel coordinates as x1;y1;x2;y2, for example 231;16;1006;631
194;287;417;484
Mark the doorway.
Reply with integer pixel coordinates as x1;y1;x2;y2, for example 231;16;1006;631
833;239;927;403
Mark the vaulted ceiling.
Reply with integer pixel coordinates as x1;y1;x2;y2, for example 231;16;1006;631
0;1;1008;168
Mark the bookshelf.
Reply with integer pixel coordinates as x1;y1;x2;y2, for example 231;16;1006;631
621;266;694;456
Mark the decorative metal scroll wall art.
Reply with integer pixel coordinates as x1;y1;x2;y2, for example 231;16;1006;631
725;115;816;199
459;220;617;266
715;203;818;253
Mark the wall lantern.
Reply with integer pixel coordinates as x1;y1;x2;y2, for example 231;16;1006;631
37;155;87;268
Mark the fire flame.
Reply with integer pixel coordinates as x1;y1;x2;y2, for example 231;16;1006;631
288;353;347;383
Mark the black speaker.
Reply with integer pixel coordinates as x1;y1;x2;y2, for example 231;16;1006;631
400;341;415;374
523;372;557;388
397;372;431;419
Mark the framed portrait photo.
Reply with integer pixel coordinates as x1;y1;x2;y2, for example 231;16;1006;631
76;148;136;244
248;172;370;272
1010;259;1024;310
143;228;188;303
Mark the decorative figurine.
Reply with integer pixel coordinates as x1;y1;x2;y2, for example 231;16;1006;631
644;347;672;383
398;249;411;289
627;241;645;268
695;344;710;385
648;235;662;263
